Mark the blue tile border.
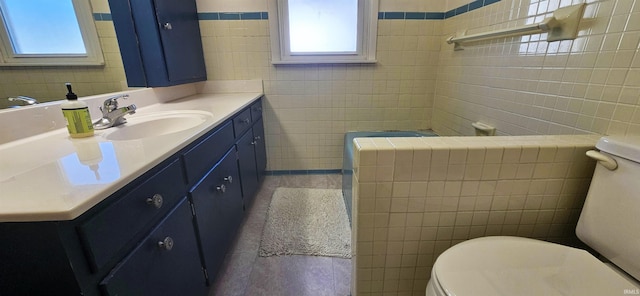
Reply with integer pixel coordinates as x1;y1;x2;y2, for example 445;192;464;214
444;10;456;19
381;12;405;19
265;169;342;176
426;12;446;20
378;11;444;20
469;1;484;11
219;13;240;20
444;0;502;19
241;12;263;20
198;12;268;20
92;13;112;21
198;12;219;20
455;5;469;15
93;0;500;22
406;12;426;19
376;0;501;20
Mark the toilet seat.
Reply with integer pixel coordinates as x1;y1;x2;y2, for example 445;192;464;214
430;236;640;296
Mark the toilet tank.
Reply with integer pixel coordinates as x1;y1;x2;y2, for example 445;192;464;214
576;136;640;282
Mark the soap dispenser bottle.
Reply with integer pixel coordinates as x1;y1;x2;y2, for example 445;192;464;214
61;83;94;138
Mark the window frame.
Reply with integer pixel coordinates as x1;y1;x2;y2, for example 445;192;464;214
268;0;378;65
0;0;104;66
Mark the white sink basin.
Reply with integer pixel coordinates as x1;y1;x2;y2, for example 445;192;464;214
103;110;213;141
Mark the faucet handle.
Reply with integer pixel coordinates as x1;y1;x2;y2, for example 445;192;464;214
8;96;39;105
112;94;130;100
102;94;129;113
105;94;129;104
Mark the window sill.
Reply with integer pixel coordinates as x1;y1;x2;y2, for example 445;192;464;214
0;59;105;67
271;59;377;65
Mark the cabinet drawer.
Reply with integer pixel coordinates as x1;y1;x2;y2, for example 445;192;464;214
100;198;206;296
250;99;263;121
233;108;252;138
79;159;185;272
183;121;234;185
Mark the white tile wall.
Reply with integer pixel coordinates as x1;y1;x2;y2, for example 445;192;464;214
352;134;600;296
199;18;441;170
380;0;446;12
433;0;640;137
196;0;268;12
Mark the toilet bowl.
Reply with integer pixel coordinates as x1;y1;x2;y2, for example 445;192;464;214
426;236;639;296
426;136;640;296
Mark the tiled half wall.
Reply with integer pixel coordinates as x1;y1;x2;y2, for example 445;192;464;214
351;134;600;295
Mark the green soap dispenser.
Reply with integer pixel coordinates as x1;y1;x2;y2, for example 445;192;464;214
61;83;94;138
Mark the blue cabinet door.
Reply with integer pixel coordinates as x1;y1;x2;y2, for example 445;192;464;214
153;0;207;83
253;118;267;183
237;129;259;207
108;0;206;87
189;148;244;284
100;197;206;296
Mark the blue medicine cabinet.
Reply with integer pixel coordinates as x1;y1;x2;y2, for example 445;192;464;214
108;0;207;87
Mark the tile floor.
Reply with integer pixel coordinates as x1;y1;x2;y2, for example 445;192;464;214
210;174;351;296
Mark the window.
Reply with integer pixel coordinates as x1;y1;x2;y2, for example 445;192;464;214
268;0;378;64
0;0;104;66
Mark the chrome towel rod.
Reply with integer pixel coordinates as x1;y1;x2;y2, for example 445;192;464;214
447;3;586;51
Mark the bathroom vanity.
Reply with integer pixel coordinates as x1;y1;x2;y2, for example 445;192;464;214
0;92;265;295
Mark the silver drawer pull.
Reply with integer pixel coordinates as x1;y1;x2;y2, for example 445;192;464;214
158;237;174;251
146;194;164;209
163;22;172;30
241;118;250;124
253;136;261;141
216;184;226;193
224;176;233;184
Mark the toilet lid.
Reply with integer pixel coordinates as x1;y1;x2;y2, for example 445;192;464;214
433;236;640;296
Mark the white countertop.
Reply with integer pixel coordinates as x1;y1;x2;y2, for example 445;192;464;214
0;92;262;222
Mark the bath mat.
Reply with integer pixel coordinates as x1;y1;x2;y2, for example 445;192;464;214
259;187;351;258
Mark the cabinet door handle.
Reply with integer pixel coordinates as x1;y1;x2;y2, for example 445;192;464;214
158;237;174;251
216;184;226;193
253;106;262;112
254;136;261;141
146;194;164;209
241;118;250;124
163;22;173;30
224;176;233;184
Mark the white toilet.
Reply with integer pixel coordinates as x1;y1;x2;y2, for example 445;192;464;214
426;136;640;295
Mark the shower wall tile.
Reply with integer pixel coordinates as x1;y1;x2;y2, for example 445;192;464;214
200;18;441;171
433;0;640;137
352;134;600;296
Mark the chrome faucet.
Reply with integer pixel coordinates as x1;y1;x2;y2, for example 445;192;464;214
8;96;39;106
93;94;137;130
